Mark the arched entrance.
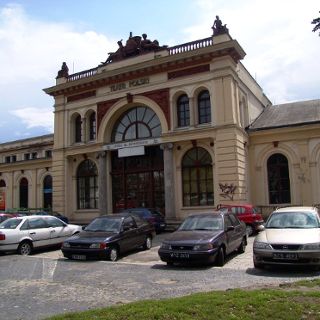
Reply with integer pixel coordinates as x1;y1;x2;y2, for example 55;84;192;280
267;153;291;204
110;106;164;212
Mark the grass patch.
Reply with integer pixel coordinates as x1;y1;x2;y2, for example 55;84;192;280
46;283;320;320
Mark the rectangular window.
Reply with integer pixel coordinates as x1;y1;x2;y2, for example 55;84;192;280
12;155;16;162
24;153;30;160
31;152;37;159
5;156;10;163
45;150;52;158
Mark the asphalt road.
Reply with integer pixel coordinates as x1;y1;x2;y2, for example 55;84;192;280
0;234;319;320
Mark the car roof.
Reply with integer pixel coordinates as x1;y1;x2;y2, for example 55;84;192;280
274;206;318;213
187;212;224;218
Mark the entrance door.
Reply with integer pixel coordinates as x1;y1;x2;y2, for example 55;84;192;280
112;146;164;213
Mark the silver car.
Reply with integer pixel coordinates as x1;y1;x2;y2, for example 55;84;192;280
253;206;320;269
0;215;82;255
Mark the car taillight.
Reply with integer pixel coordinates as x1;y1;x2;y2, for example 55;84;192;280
0;233;5;240
253;214;263;221
100;243;107;249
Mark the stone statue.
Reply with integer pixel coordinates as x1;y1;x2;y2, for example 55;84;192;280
212;15;229;36
56;62;69;78
103;32;167;64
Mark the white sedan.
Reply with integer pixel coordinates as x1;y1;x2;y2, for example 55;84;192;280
0;215;83;255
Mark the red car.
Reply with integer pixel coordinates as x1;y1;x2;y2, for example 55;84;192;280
217;204;264;236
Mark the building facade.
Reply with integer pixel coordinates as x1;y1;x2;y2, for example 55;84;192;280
1;18;319;223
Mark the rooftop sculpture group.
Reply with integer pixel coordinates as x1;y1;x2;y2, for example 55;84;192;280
103;33;167;64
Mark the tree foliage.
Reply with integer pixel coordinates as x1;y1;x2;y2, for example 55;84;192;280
311;11;320;36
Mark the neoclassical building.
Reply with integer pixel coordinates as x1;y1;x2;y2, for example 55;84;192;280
0;18;319;223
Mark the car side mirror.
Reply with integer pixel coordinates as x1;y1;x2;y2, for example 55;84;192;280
227;226;235;231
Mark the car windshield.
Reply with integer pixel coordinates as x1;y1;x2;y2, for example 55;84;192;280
266;211;319;229
0;218;23;229
84;217;121;233
178;216;223;231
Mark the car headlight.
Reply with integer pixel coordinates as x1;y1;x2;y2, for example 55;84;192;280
89;243;107;249
62;242;70;248
302;243;320;250
193;243;214;251
253;241;272;250
160;243;172;250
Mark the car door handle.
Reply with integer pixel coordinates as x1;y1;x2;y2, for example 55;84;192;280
30;232;36;235
50;230;56;233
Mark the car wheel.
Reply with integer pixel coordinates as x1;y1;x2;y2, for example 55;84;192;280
18;241;33;255
143;236;152;250
238;237;246;253
246;225;254;237
109;247;119;262
216;247;225;266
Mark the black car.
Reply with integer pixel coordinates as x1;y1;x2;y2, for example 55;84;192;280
61;213;155;261
158;211;247;266
121;208;166;233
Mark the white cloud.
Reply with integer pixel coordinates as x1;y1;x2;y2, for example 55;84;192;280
10;107;54;132
0;4;117;84
185;0;320;104
0;3;118;141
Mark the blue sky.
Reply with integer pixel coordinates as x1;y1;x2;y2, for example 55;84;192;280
0;0;319;143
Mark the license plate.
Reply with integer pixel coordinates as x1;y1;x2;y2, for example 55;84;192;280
273;253;298;260
170;252;190;259
72;254;86;260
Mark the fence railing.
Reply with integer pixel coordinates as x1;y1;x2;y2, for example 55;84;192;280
65;37;214;83
67;67;98;82
168;37;213;56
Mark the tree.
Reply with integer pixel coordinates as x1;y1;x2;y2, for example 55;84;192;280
311;11;320;36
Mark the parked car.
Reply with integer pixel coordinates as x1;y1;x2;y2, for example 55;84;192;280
158;211;247;266
121;208;166;233
253;206;320;269
61;213;156;261
0;215;83;255
0;213;14;223
217;203;264;236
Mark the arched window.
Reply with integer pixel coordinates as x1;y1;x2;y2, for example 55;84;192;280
177;95;190;127
89;112;96;141
198;90;211;124
267;153;291;204
19;177;28;209
77;159;98;209
43;175;52;210
182;147;214;206
111;107;161;142
75;114;82;143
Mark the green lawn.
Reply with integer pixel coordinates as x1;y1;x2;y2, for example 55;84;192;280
46;279;320;320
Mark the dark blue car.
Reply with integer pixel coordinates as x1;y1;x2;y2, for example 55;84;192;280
121;208;166;233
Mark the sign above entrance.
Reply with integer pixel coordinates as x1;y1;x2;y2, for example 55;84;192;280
103;138;162;151
118;146;145;158
110;77;150;92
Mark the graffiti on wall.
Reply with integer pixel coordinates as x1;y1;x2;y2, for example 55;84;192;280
219;183;237;201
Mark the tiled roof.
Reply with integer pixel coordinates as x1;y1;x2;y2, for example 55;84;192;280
248;99;320;131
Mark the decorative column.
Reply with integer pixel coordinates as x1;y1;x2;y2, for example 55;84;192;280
160;143;176;220
97;151;108;215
